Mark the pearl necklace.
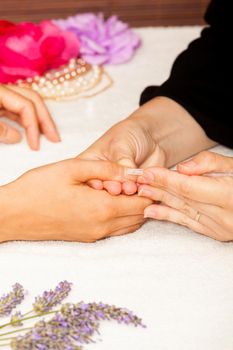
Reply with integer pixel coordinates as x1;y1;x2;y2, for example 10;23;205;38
16;58;112;100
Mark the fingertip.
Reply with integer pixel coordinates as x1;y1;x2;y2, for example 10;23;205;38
87;179;103;190
103;181;122;195
144;206;156;219
44;125;61;143
122;181;137;195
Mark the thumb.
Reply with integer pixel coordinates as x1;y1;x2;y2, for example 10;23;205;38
117;157;136;168
69;159;137;183
0;121;22;144
177;151;233;175
110;144;137;168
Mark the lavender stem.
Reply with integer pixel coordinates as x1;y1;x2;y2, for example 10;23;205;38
0;310;57;334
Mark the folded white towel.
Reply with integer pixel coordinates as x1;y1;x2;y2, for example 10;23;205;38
0;27;233;350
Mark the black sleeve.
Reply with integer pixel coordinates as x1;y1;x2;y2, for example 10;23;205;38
140;0;233;148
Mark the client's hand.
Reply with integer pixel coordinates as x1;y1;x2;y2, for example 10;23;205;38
0;84;60;150
78;97;215;196
137;151;233;241
0;159;151;243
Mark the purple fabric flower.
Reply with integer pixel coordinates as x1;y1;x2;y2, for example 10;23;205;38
54;13;141;65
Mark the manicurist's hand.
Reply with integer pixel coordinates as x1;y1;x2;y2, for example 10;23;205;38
78;97;215;195
137;151;233;241
0;159;152;243
0;84;60;150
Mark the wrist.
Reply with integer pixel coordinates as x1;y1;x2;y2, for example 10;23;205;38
0;184;16;243
128;96;216;167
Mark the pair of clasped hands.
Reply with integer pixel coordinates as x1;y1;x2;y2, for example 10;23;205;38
0;85;233;243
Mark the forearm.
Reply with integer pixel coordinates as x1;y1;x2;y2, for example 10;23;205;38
128;96;216;167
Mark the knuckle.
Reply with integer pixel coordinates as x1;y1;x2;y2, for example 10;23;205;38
159;190;169;204
179;179;191;197
180;202;192;217
156;172;168;188
22;100;35;114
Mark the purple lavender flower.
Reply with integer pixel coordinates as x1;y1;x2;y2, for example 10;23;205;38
0;283;25;317
10;311;23;327
33;281;72;314
54;13;141;65
10;302;144;350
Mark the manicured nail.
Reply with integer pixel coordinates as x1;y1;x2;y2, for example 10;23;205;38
138;188;152;197
137;171;154;184
126;168;143;175
144;208;154;219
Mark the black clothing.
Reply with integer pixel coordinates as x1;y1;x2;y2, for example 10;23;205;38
140;0;233;148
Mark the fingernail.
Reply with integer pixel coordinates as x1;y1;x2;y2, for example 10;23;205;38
50;130;61;143
126;168;143;176
138;188;152;197
144;208;154;219
178;160;197;168
31;138;40;151
137;171;154;184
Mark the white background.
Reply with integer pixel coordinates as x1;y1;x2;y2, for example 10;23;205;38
1;27;233;350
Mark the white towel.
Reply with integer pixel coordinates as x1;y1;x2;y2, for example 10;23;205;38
0;27;233;350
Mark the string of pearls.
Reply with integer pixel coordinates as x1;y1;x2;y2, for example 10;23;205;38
16;59;102;100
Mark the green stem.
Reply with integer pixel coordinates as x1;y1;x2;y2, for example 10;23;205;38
0;337;15;342
0;343;10;347
0;327;32;338
22;310;33;318
0;310;57;333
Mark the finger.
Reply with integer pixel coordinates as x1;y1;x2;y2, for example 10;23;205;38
184;197;233;235
103;181;122;195
108;140;137;168
0;121;22;144
138;184;198;219
139;184;233;238
140;145;166;168
7;85;60;143
0;109;20;122
68;159;139;184
138;167;230;208
177;151;233;175
144;204;215;238
114;194;152;217
102;180;138;196
87;179;104;190
0;85;40;150
122;181;138;195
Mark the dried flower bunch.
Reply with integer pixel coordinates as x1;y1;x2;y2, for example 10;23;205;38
0;281;145;349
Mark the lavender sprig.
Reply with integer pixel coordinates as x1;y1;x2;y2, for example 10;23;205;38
9;302;144;350
10;313;23;327
33;281;72;314
0;284;25;317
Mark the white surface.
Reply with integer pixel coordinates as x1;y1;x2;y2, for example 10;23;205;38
0;27;233;350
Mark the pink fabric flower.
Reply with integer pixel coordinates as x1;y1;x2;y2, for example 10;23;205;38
0;20;80;83
54;13;141;65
